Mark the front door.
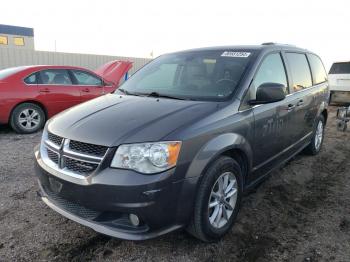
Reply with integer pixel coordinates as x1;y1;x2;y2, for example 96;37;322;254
69;69;105;102
248;52;295;178
37;69;81;117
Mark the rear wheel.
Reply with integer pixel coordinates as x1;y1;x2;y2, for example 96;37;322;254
10;103;46;134
305;115;325;155
187;156;243;242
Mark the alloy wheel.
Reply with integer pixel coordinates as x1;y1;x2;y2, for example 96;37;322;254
18;109;41;130
208;172;238;229
314;120;324;150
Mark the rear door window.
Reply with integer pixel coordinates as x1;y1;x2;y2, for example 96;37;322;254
308;54;327;84
329;62;350;74
71;70;102;86
39;69;73;85
285;53;312;92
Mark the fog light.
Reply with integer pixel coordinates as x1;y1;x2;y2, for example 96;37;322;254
129;214;140;226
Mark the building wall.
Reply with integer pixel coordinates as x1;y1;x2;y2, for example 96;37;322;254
0;24;35;50
0;35;35;50
0;48;151;74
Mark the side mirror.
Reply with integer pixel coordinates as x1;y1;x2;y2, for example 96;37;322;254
249;83;286;105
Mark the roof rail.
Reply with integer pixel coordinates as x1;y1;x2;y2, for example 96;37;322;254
261;42;298;48
261;42;276;45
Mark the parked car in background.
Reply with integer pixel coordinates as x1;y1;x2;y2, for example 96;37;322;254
0;61;132;133
35;44;329;242
329;61;350;104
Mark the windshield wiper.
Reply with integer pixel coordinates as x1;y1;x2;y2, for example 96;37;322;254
117;88;139;96
144;92;189;100
118;89;195;100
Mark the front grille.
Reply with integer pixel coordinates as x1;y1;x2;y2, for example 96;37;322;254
45;187;100;220
65;158;98;174
69;140;108;157
42;131;107;178
48;132;63;146
47;149;59;164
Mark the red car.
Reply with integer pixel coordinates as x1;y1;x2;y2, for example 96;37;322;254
0;61;132;133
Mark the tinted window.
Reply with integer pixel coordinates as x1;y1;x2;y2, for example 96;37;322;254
119;50;254;101
71;70;102;86
308;54;327;84
329;62;350;74
24;73;37;84
40;70;72;85
252;53;288;97
286;53;312;91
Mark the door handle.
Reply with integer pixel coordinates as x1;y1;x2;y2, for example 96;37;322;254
39;88;50;93
82;88;90;93
297;100;304;106
287;104;296;112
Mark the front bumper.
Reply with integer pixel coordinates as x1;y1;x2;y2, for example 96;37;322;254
35;148;191;240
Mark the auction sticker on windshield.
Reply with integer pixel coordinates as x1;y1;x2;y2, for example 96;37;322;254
221;51;251;58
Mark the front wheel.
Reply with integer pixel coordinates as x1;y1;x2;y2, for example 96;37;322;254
305;115;325;155
187;156;243;242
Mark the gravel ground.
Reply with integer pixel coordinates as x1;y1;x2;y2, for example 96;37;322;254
0;106;349;262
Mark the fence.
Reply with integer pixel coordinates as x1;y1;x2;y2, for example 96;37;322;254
0;47;151;74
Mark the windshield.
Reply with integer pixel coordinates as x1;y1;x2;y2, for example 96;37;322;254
118;50;254;101
0;66;27;80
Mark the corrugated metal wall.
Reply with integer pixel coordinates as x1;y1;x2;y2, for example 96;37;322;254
0;48;151;74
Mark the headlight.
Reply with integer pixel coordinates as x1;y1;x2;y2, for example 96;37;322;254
111;141;182;174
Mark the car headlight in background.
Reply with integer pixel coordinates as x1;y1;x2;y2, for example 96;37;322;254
111;141;182;174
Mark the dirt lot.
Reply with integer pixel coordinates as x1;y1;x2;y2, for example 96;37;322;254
0;106;349;262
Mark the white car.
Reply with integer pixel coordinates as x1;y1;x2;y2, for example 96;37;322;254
329;62;350;103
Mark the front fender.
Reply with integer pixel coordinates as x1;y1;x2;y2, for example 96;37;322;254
185;133;253;180
173;133;253;225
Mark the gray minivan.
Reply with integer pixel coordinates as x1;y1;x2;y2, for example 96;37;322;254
34;43;329;242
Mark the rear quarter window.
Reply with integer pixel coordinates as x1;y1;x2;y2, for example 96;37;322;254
308;54;327;84
24;73;37;84
329;62;350;74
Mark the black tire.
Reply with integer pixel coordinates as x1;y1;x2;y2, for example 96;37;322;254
305;115;325;155
186;156;243;242
10;103;46;134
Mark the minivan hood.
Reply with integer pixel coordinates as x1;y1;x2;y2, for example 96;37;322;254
48;94;218;146
94;60;133;86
